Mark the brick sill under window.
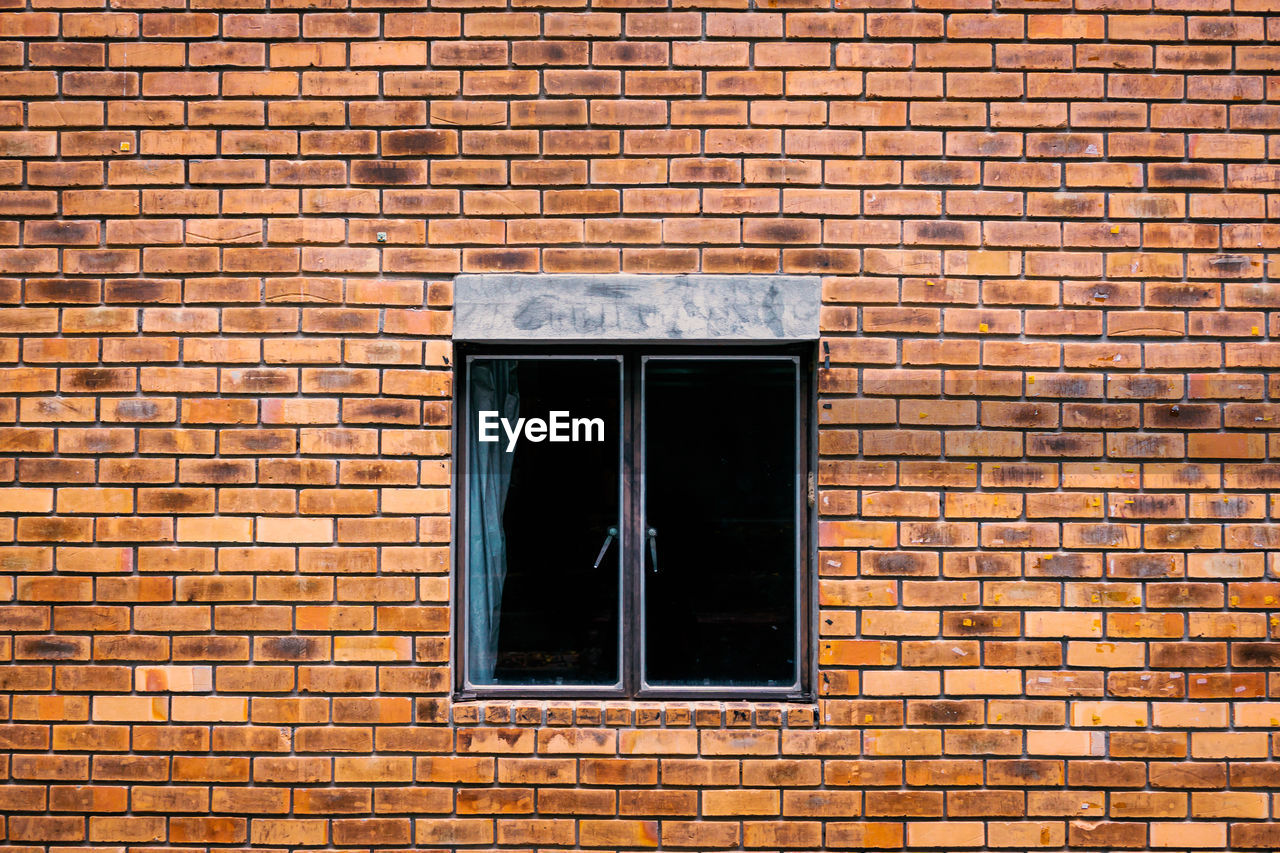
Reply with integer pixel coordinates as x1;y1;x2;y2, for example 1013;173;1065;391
448;698;820;730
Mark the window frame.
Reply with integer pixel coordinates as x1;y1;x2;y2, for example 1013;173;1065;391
453;342;816;702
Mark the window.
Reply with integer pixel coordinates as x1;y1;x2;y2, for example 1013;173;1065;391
457;346;811;699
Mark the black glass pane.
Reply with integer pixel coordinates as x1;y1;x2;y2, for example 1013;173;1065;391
643;358;798;686
467;357;621;686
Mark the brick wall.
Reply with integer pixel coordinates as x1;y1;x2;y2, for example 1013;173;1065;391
2;0;1280;849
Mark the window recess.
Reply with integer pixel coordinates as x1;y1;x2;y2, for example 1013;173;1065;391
457;346;812;700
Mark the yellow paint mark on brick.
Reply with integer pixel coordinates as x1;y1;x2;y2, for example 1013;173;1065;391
978;323;989;332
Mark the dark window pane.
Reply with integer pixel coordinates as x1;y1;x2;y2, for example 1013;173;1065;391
466;357;621;686
643;358;799;687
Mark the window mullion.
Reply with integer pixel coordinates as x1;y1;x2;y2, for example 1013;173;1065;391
622;351;643;698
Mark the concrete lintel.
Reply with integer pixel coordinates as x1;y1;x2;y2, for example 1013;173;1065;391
453;274;821;342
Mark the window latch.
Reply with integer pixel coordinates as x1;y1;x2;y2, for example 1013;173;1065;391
592;526;618;569
647;527;658;573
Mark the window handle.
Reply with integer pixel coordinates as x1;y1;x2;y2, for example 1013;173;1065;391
592;526;618;569
647;527;658;574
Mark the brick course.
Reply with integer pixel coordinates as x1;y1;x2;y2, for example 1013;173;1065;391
1;0;1280;849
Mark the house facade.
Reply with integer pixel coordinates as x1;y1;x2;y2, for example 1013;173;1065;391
2;0;1280;849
